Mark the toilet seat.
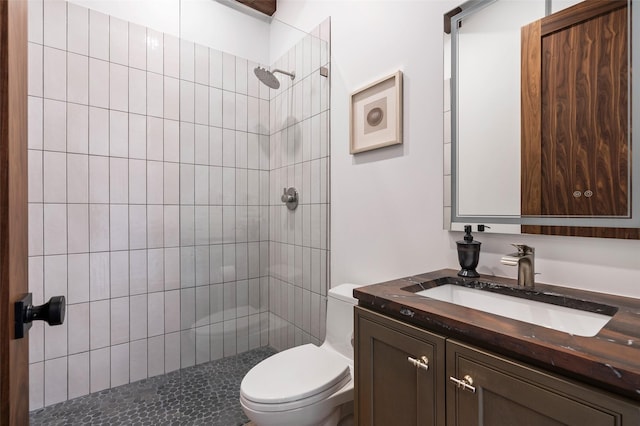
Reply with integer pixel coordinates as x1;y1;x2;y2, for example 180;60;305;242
240;344;351;412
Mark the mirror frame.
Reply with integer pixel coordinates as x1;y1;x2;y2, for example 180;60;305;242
449;0;640;228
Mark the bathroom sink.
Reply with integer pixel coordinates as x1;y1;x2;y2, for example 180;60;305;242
414;282;615;337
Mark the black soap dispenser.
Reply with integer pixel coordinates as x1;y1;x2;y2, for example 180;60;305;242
457;225;481;278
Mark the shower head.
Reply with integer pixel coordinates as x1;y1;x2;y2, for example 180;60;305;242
254;67;295;89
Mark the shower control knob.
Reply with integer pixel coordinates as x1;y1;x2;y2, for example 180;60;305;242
14;293;66;339
281;187;299;210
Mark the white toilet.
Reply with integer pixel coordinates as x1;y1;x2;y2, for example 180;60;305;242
240;283;362;426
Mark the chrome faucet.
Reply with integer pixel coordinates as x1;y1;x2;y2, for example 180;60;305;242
500;244;535;287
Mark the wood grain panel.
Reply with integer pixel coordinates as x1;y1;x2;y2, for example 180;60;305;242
521;0;637;239
235;0;276;16
0;0;29;424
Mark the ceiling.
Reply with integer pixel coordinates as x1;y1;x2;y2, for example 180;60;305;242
235;0;276;16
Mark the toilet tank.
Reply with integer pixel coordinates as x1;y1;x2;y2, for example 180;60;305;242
322;283;362;361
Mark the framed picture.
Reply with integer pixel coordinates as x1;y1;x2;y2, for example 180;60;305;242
350;71;403;154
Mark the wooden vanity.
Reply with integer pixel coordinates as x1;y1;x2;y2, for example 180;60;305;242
353;269;640;425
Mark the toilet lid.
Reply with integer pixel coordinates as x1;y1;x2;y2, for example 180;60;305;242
240;344;350;406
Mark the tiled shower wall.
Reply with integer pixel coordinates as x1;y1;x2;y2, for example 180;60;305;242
268;21;331;351
27;0;272;409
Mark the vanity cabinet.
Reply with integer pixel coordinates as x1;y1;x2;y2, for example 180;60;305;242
354;306;446;426
354;306;640;426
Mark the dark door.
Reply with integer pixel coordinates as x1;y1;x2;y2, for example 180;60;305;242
0;0;30;424
521;0;637;238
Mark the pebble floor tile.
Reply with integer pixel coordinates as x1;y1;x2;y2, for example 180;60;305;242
30;346;276;426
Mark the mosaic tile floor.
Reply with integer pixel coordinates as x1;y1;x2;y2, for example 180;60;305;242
30;346;277;426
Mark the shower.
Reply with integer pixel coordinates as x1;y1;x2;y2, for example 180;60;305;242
254;66;296;89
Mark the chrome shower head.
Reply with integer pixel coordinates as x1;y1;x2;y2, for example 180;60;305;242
254;66;295;89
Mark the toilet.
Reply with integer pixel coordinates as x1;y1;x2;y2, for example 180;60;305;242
240;283;362;426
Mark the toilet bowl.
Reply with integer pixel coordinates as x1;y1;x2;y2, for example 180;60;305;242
240;283;362;426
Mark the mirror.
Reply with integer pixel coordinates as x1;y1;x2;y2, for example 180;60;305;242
446;0;640;230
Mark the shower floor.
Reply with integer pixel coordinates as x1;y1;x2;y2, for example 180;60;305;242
29;346;276;426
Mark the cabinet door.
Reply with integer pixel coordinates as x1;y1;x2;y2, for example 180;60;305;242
355;307;446;426
446;340;640;426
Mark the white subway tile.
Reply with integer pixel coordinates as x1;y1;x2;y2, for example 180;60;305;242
90;347;110;392
165;332;180;373
164;77;180;120
110;250;129;298
209;87;223;129
209;48;222;88
89;10;109;60
180;123;195;164
110;63;129;112
146;161;163;204
145;116;162;161
68;53;89;105
236;58;248;96
109;17;128;66
130;339;148;382
111;297;130;345
164;163;179;204
196;325;210;365
194;44;209;86
181;329;195;368
67;303;90;354
179;41;194;85
89;204;109;252
222;52;235;92
164;119;180;162
28;43;43;97
194;125;208;166
89;58;109;108
210;322;224;361
89;107;109;156
130;293;148;340
67;204;89;254
195;245;210;285
44;204;67;255
209;283;223;324
148;248;164;292
147;72;164;118
164;206;180;248
147;335;164;377
209;167;222;206
194;166;208;206
129;23;146;70
129;205;147;250
90;252;110;301
129;69;147;115
164;34;180;78
28;0;43;45
164;290;181;333
109;204;129;251
147;205;163;249
30;361;44;411
67;154;88;203
180;247;195;288
43;99;67;152
43;0;66;50
195;84;209;125
129;113;147;160
29;255;44;308
67;103;88;154
67;253;89;304
28;150;43;203
67;352;90;399
90;299;110;349
28;96;43;150
109;157;129;204
164;247;180;290
222;91;235;130
148;291;165;336
44;357;67;406
129;159;147;204
29;204;44;257
223;319;237;357
147;29;163;74
129;250;148;295
209;127;222;167
67;3;88;55
89;155;109;203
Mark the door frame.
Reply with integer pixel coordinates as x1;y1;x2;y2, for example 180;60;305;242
0;0;29;424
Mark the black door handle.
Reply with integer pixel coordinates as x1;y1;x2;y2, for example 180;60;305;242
15;293;66;339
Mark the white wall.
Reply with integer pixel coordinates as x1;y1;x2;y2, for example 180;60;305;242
274;0;640;299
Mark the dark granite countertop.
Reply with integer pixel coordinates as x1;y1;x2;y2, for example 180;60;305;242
353;269;640;402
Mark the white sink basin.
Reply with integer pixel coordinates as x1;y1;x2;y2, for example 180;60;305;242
415;285;612;337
